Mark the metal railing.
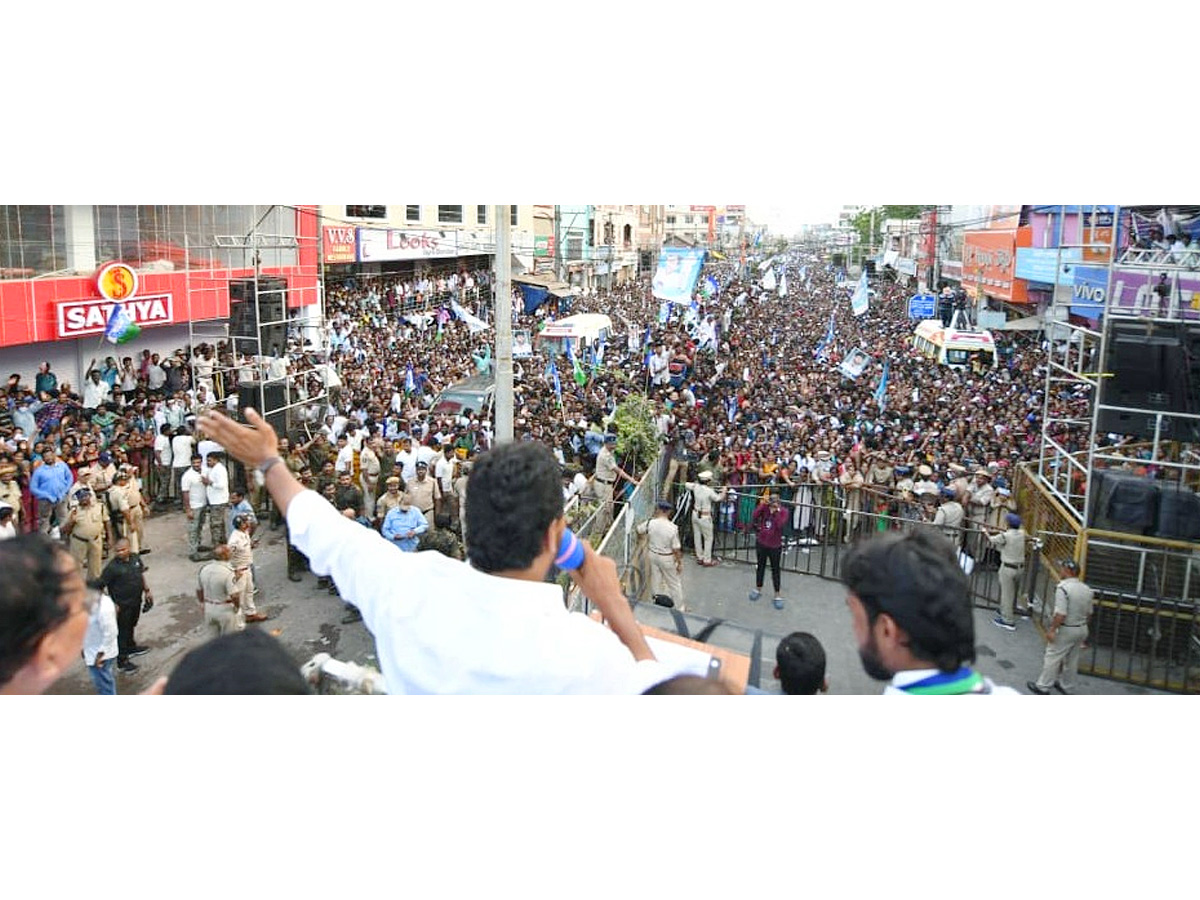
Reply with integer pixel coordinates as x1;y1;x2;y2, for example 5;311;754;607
1017;462;1200;692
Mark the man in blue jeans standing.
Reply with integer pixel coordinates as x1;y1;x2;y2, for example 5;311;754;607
30;447;74;535
83;587;120;694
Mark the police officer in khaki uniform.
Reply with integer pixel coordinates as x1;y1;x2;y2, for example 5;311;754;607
358;436;381;521
932;485;965;549
685;470;727;566
636;501;683;609
197;544;243;638
0;463;22;531
64;487;112;580
108;470;134;548
966;468;995;557
593;433;636;535
229;513;266;622
119;466;151;554
988;512;1028;630
1028;559;1096;694
375;475;405;528
403;461;436;529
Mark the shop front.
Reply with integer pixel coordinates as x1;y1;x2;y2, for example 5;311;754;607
963;227;1032;318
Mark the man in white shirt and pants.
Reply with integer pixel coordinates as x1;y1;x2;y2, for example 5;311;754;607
202;451;231;547
199;408;683;695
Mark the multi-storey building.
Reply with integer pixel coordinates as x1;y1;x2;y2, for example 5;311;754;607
318;204;538;280
0;205;321;387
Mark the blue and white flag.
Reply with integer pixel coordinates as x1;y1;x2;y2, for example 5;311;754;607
778;270;787;297
103;302;141;345
657;301;670;325
725;394;738;424
872;359;890;411
850;271;870;317
814;311;836;361
547;358;562;406
404;364;416;395
450;299;489;334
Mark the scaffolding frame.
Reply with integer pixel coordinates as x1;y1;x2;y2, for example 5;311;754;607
1037;205;1200;544
183;205;329;439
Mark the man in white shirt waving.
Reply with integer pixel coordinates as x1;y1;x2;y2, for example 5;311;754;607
198;407;677;694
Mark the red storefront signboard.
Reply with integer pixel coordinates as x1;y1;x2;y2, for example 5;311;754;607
57;294;175;339
323;225;358;264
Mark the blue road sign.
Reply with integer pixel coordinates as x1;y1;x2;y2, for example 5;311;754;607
907;293;937;319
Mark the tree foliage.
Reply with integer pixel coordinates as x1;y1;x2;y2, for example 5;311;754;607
851;205;927;250
612;393;659;473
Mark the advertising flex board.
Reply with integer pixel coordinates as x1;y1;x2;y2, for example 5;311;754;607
963;229;1028;303
1014;247;1082;285
358;229;458;262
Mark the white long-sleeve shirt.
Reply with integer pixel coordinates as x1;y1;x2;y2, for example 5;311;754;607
286;490;671;694
83;592;119;666
202;461;230;505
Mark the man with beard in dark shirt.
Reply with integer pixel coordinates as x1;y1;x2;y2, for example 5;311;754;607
90;538;153;675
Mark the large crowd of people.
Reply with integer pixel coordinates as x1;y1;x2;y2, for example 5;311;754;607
1;245;1121;694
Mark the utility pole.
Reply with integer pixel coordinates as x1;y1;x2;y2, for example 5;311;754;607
554;204;563;282
930;205;941;292
494;205;514;445
868;207;876;271
736;211;745;279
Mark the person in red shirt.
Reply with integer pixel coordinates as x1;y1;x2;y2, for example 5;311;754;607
750;491;789;610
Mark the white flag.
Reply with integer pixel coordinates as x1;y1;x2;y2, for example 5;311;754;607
761;268;777;291
850;271;870;317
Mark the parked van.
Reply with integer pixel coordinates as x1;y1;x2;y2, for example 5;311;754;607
912;318;997;368
534;313;613;357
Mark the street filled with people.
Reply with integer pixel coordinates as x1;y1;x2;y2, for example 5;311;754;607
1;246;1105;695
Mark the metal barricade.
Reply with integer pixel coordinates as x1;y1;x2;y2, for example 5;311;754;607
568;451;666;613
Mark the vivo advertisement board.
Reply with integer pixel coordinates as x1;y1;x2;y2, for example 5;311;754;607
1015;247;1082;285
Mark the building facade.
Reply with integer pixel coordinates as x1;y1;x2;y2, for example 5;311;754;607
0;205;320;388
318;204;538;281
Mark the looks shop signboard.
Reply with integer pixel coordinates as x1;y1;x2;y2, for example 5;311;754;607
358;228;458;262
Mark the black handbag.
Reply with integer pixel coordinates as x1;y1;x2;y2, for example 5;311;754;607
652;593;675;608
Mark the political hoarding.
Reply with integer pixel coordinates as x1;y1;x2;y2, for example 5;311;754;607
651;248;705;303
838;347;872;380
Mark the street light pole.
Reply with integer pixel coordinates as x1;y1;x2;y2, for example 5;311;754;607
494;205;514;445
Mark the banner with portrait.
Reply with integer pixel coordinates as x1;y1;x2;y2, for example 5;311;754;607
651;248;706;302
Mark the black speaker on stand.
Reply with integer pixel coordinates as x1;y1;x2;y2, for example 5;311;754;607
1097;322;1200;441
229;277;288;357
237;381;289;437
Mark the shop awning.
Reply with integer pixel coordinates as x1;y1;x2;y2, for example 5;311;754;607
513;272;576;297
994;315;1044;331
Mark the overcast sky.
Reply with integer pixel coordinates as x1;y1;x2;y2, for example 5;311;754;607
746;202;851;235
